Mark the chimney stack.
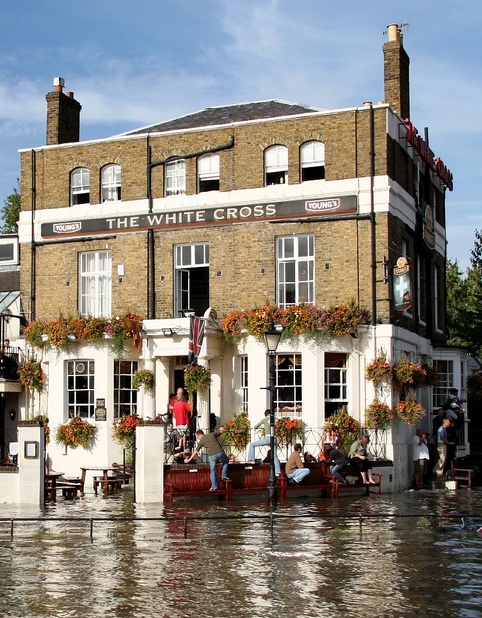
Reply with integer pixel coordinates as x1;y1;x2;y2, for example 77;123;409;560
46;77;82;145
383;23;410;120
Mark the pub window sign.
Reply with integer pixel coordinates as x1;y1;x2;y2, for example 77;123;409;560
393;257;412;312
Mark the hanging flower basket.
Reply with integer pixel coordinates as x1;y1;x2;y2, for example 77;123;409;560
323;407;361;455
132;369;155;393
392;357;427;392
365;400;394;429
275;416;306;446
33;414;50;444
18;359;46;393
55;417;96;449
395;397;426;425
223;412;251;451
112;414;138;448
184;364;212;394
365;352;392;387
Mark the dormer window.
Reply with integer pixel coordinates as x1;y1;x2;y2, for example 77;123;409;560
301;141;325;181
265;145;288;185
101;164;121;201
70;168;90;205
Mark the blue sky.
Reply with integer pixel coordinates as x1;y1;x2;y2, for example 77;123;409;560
1;0;480;270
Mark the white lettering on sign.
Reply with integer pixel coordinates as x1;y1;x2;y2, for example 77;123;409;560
53;222;82;234
305;199;340;212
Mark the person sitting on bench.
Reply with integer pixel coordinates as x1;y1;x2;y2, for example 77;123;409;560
348;435;377;484
328;446;350;484
285;443;310;484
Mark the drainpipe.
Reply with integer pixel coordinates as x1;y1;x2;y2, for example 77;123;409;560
146;140;155;320
30;150;37;321
367;102;377;326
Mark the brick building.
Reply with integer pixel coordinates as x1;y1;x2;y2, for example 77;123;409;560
15;25;467;490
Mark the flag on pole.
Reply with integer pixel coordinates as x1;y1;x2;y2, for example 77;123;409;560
188;315;205;364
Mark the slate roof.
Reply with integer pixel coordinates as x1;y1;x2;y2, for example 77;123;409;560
125;100;321;136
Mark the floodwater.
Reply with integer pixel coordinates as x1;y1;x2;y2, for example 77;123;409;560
1;487;482;618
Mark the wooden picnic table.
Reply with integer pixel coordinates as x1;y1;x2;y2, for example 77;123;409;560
80;466;118;497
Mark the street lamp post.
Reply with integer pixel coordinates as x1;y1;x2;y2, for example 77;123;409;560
263;320;283;505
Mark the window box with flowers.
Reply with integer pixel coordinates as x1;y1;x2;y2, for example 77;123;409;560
365;352;392;387
275;416;306;447
24;313;143;358
222;411;251;451
365;400;394;430
112;414;138;448
132;369;155;393
221;301;370;343
18;358;46;393
395;397;426;425
55;417;97;449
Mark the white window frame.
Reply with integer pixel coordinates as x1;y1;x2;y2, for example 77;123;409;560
274;354;302;418
67;360;95;419
114;360;139;419
78;250;112;317
165;159;186;196
174;243;209;316
70;167;90;205
265;145;288;185
301;140;325;181
198;153;220;193
276;235;314;308
101;164;121;202
0;236;18;265
241;355;248;413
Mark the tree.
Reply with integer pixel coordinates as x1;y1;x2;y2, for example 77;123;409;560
446;232;482;357
0;180;21;233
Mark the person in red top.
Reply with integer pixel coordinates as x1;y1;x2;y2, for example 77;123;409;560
172;387;191;450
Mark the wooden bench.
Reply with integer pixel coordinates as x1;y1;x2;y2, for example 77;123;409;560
164;465;232;502
451;460;474;489
45;480;83;500
325;463;382;498
228;463;280;496
93;476;123;495
111;463;133;485
279;462;334;499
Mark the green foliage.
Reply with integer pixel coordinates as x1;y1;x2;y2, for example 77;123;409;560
1;181;21;233
446;252;482;357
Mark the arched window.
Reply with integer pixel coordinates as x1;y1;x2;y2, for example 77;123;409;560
264;145;288;186
165;159;186;196
300;141;325;181
70;167;90;205
101;164;121;201
198;153;220;193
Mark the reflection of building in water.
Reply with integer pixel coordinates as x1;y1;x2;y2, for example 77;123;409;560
14;24;467;492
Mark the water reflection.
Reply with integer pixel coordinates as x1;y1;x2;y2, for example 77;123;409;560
1;490;482;618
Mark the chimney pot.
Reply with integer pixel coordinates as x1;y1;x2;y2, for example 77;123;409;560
53;77;65;92
67;92;74;98
387;24;400;43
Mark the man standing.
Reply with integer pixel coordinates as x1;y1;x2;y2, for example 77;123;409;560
433;418;456;477
412;428;430;488
172;387;191;451
246;409;281;476
184;427;229;491
285;443;310;484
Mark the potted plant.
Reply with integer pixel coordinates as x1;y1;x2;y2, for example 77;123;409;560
395;397;426;425
18;358;46;393
132;369;155;393
55;416;96;449
365;400;394;429
275;416;306;446
112;414;138;448
223;411;251;451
